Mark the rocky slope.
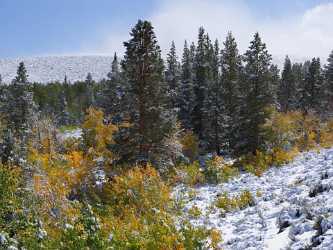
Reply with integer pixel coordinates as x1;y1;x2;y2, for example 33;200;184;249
0;56;114;83
175;148;333;249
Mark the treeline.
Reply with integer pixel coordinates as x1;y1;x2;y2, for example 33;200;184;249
1;20;333;165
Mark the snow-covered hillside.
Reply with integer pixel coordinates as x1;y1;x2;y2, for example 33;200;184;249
175;148;333;249
0;56;114;83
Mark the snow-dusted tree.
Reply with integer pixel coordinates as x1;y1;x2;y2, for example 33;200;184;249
98;53;123;123
324;50;333;117
115;20;176;167
219;32;242;154
278;56;296;112
1;62;36;188
85;73;95;108
178;40;195;129
6;62;35;135
56;90;71;126
165;41;181;111
204;39;222;154
299;58;323;114
238;33;272;154
192;27;210;142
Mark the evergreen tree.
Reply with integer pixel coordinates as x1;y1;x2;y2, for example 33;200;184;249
15;62;28;83
278;56;296;112
239;33;272;154
99;53;123;122
115;20;176;167
291;62;304;108
269;64;280;105
56;90;71;126
7;62;35;135
85;73;95;108
220;32;242;154
192;27;210;142
324;50;333;117
299;57;323;113
1;62;36;188
204;39;221;154
165;41;181;110
178;40;195;129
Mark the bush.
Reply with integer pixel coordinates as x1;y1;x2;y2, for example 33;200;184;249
204;156;238;184
188;205;202;218
180;130;199;163
215;190;254;212
176;161;205;186
240;150;272;177
320;119;333;148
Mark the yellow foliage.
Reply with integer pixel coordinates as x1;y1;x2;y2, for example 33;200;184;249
180;130;199;162
188;205;202;218
320;120;333;148
215;190;254;212
205;156;238;184
177;161;204;186
82;107;118;159
209;229;223;250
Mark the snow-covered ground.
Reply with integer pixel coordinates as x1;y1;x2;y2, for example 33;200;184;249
58;128;82;141
0;56;114;83
175;148;333;249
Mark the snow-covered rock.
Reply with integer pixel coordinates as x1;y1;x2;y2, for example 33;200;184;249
174;148;333;249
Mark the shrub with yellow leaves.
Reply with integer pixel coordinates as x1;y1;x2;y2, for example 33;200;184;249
204;156;238;184
215;190;254;212
180;130;199;163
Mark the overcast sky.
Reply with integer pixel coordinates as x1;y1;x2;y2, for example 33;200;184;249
1;0;333;64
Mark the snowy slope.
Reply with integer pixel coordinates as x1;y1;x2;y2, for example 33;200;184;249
175;148;333;249
0;56;114;83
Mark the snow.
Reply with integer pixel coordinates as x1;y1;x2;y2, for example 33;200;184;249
175;148;333;249
0;56;114;83
58;128;82;141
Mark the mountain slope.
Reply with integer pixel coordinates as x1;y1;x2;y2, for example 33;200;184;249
0;56;114;83
175;148;333;249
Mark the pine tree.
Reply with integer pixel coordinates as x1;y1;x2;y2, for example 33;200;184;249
15;62;28;83
299;57;323;113
204;39;221;154
291;62;304;109
220;32;242;154
1;62;36;188
239;33;272;154
7;62;35;135
278;56;296;112
165;41;181;110
178;40;195;129
56;90;71;126
115;20;176;167
98;53;123;122
192;27;210;142
269;64;280;106
324;50;333;117
85;73;95;108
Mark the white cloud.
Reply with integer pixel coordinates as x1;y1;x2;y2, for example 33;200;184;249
90;0;333;66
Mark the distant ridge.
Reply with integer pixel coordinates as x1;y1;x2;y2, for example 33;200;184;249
0;55;114;84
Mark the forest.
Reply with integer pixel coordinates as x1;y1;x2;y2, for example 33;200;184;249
0;19;333;249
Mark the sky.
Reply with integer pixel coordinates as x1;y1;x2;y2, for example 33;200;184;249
1;0;333;64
